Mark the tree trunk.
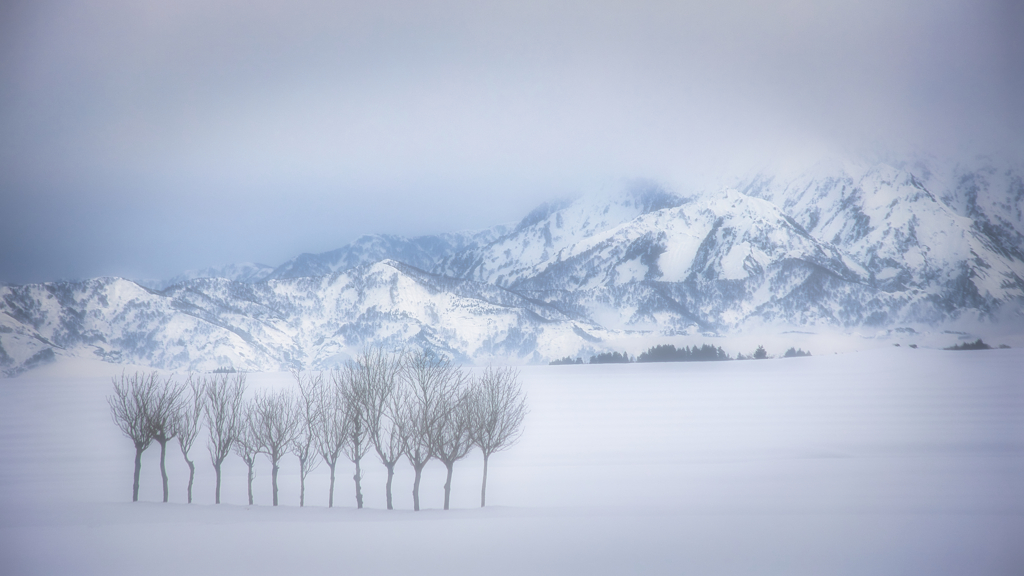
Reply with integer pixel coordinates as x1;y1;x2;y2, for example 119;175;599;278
158;439;169;503
328;462;336;508
214;461;222;504
298;455;305;507
353;457;363;509
412;464;423;511
186;459;195;504
272;460;279;506
443;461;454;510
385;462;395;510
300;456;310;507
480;452;489;508
132;445;144;502
246;460;254;505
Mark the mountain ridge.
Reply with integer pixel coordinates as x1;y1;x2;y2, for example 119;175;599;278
2;154;1022;375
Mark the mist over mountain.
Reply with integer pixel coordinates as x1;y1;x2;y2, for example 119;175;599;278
2;154;1022;375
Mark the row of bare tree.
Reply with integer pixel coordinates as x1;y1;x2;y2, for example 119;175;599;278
108;349;528;510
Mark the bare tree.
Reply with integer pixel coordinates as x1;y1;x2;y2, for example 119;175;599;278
251;389;298;506
433;370;474;510
319;369;351;508
148;375;186;503
339;365;370;509
400;350;461;511
108;371;157;502
376;391;406;510
293;372;322;507
233;400;261;506
352;348;405;510
469;366;528;507
171;375;203;503
204;372;247;504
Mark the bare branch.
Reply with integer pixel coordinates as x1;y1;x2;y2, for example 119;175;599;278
233;400;261;506
204;372;247;504
469;366;528;507
318;368;351;508
108;371;158;502
429;358;473;510
148;375;187;503
251;388;298;506
292;371;323;506
171;374;204;503
469;366;528;457
337;364;370;509
399;349;462;510
351;347;405;510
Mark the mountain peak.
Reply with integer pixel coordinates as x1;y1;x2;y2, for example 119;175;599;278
3;153;1022;375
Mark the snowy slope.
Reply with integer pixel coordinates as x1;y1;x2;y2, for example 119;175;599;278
740;156;1024;319
136;228;511;290
469;188;876;332
266;227;509;281
3;154;1023;374
137;262;276;290
438;185;684;286
0;262;612;375
0;278;293;375
938;157;1024;262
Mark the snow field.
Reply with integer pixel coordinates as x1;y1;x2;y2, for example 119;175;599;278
1;347;1021;575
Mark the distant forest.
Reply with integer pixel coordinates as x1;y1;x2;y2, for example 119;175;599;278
550;344;813;365
551;344;731;365
638;344;730;362
944;339;1010;351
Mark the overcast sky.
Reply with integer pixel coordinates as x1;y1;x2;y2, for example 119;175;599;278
1;0;1021;284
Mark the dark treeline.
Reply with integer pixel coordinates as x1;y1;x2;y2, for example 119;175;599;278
945;339;992;350
590;351;631;364
637;344;729;362
944;339;1009;350
551;343;813;364
550;344;731;365
107;349;528;510
549;351;632;364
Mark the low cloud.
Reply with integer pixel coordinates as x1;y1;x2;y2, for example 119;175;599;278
1;0;1020;283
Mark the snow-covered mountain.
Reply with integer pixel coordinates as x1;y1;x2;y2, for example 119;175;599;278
2;154;1022;375
261;227;510;282
740;156;1024;318
137;262;276;291
444;186;878;331
437;183;684;285
138;227;511;290
0;260;611;375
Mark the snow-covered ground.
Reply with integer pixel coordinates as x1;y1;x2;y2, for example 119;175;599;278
1;348;1021;575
